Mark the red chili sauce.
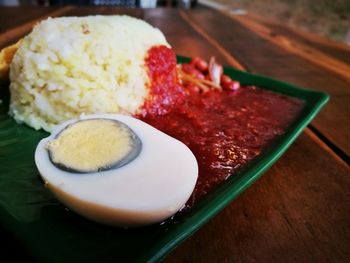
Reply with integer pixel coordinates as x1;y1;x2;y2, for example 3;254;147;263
141;45;304;208
140;45;185;117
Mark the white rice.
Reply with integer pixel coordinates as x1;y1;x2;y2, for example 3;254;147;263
9;15;169;132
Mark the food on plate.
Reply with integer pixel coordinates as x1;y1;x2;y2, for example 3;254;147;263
177;56;240;92
8;15;174;132
35;114;198;227
33;53;303;224
4;15;304;226
141;56;304;207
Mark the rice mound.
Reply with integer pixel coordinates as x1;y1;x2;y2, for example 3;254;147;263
9;15;170;132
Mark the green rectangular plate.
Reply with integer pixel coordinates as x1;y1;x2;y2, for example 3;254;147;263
0;56;329;262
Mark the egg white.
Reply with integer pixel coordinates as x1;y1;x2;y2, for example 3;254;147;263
35;114;198;227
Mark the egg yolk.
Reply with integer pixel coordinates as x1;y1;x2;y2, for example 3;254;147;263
46;119;142;173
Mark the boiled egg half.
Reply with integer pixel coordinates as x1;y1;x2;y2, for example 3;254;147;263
35;114;198;227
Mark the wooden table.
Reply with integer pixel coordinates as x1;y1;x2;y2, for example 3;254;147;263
1;6;349;263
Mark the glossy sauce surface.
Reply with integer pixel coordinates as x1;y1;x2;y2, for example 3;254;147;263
142;46;304;207
141;45;185;117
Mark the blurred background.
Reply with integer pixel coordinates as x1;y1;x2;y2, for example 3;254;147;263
0;0;349;44
214;0;350;44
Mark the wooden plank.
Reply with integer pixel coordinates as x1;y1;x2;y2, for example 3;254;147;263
198;1;350;58
231;14;350;84
184;10;350;94
0;6;75;49
311;95;350;163
184;9;350;159
165;132;350;262
178;10;245;70
143;9;350;262
61;6;144;17
0;7;63;34
142;8;230;64
247;13;350;66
